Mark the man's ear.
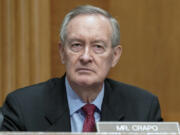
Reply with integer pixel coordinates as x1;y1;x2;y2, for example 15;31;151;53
111;45;122;67
58;42;65;64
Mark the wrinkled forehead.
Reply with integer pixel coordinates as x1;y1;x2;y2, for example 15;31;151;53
66;14;113;39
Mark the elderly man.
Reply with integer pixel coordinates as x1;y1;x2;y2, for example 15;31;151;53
0;5;162;132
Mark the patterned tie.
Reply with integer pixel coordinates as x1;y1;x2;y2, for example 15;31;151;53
82;104;96;132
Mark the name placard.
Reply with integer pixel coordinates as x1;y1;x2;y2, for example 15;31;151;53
96;122;180;134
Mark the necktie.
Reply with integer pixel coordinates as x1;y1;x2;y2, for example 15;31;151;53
82;104;96;132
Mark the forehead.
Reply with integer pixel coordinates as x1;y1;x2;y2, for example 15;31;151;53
66;14;112;40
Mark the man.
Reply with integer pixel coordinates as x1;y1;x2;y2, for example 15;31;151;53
0;5;162;132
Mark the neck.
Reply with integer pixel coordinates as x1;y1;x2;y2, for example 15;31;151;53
69;81;103;103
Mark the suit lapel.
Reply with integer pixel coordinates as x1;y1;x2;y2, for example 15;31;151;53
101;79;125;121
43;76;71;131
45;109;71;131
42;77;126;131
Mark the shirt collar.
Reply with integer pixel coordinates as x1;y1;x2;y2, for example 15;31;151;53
65;77;104;115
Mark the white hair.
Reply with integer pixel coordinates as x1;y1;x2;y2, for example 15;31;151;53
60;5;120;47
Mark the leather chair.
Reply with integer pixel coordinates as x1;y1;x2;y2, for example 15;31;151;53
0;107;3;128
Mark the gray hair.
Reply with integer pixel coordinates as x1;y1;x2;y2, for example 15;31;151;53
60;5;120;47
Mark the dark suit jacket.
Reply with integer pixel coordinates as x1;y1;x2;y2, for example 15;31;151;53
0;76;162;131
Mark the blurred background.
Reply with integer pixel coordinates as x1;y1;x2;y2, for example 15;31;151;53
0;0;180;122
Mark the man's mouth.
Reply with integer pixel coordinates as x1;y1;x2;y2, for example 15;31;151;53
76;68;95;73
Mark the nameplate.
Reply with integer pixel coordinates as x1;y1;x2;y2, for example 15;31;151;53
96;122;180;134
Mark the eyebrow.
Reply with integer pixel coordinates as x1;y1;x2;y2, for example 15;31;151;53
91;40;107;47
66;38;108;47
67;38;84;44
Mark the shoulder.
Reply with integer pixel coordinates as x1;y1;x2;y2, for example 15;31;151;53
105;78;157;101
5;77;64;105
104;78;162;121
1;77;65;131
10;78;62;95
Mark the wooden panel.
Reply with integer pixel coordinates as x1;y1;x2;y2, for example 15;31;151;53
108;0;180;121
29;0;41;83
0;0;51;105
0;0;2;101
38;0;51;81
29;0;51;83
0;0;16;102
15;0;30;87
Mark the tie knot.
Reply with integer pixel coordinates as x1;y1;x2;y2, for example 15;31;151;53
82;104;96;116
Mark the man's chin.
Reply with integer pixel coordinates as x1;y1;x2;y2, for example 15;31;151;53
77;79;94;86
75;77;97;87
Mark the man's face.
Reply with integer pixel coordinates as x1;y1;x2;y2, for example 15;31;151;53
59;14;122;88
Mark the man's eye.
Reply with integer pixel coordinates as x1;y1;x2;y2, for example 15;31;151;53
70;43;82;52
93;45;105;54
95;45;102;48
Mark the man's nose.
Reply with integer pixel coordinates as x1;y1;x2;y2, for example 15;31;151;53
80;47;92;64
